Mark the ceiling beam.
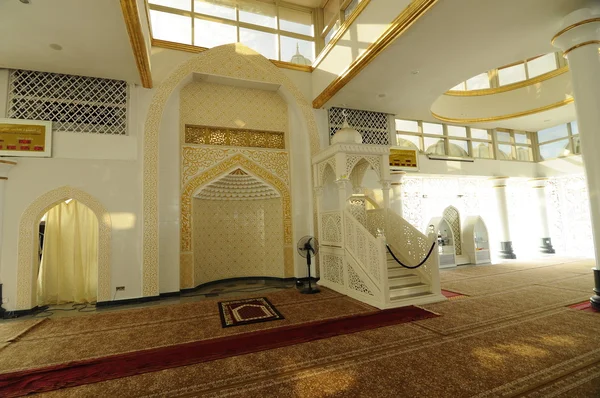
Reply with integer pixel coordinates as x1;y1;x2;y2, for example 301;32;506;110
120;0;152;88
312;0;438;109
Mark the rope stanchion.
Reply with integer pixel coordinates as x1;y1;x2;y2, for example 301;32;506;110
386;241;436;269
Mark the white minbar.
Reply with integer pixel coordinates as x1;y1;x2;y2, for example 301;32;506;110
0;159;17;318
462;216;491;265
490;176;516;259
529;178;555;254
425;217;456;269
552;4;600;310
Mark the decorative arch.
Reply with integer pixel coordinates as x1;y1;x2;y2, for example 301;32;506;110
180;154;292;288
345;155;381;180
16;186;112;309
443;205;462;256
143;43;319;296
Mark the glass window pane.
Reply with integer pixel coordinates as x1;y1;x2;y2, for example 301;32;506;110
240;28;277;60
515;146;532;161
527;53;557;78
194;0;236;20
450;82;466;91
447;125;467;137
498;63;527;85
538;124;568;143
344;0;359;18
239;1;277;28
281;36;314;64
150;0;191;11
150;10;192;44
539;138;571;160
570;120;579;135
279;7;313;37
473;142;492;158
465;73;490;90
395;119;419;133
324;21;339;45
497;144;514;160
396;134;420;150
194;19;236;48
470;128;489;140
424;137;445;155
448;140;469;156
514;133;529;144
423;122;443;135
496;131;511;142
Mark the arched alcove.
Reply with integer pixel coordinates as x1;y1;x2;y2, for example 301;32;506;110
16;186;111;309
443;206;462;256
145;43;320;296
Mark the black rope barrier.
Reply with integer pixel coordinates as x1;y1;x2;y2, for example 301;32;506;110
386;241;436;269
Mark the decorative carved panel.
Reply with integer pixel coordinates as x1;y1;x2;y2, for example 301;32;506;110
185;125;285;149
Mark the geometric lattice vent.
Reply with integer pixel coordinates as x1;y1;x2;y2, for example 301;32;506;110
7;69;128;135
329;107;389;145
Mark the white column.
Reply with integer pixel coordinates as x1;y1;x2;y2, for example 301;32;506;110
552;5;600;309
529;178;555;254
0;159;17;316
390;171;405;216
491;177;516;259
380;180;391;209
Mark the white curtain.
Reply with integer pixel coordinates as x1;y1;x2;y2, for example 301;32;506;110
37;200;99;305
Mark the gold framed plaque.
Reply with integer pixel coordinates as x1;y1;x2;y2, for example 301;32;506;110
0;118;52;157
389;148;418;170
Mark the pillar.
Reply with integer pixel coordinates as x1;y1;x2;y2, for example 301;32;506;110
390;171;406;216
380;180;391;209
529;178;555;254
491;177;516;259
0;159;17;317
552;5;600;309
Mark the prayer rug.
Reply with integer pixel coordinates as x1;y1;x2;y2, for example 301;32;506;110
218;297;284;328
568;300;599;313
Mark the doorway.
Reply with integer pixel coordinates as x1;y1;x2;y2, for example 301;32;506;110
36;199;99;305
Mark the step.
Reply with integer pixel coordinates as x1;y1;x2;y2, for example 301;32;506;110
388;274;421;288
389;282;430;298
389;291;434;301
387;266;416;278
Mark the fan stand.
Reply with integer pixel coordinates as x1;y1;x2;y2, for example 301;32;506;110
300;243;320;295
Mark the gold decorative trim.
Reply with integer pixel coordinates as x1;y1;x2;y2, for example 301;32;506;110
551;18;600;45
563;40;600;57
431;97;574;124
312;0;372;69
185;125;285;149
312;0;438;109
16;186;112;309
445;66;569;97
0;160;17;165
152;39;313;73
492;185;507;188
0;177;7;180
120;0;152;88
488;176;509;180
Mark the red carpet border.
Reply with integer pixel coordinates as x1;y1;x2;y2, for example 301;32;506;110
0;305;437;397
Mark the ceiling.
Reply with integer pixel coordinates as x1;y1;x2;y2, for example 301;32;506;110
284;0;322;8
0;0;140;84
326;0;590;131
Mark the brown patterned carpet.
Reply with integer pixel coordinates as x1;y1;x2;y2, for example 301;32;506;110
2;257;600;397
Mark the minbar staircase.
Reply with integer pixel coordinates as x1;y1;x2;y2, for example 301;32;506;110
387;252;432;302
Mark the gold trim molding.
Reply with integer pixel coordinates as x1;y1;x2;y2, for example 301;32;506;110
445;66;569;97
120;0;153;88
152;39;313;73
312;0;371;69
552;18;600;45
0;160;17;165
312;0;438;109
431;97;574;124
563;40;600;57
185;125;285;149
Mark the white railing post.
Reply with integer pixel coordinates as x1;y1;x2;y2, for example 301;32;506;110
428;232;441;294
377;229;390;306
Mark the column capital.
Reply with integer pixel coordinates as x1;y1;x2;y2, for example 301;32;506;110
0;159;17;179
552;7;600;57
528;177;549;189
314;186;324;196
390;171;406;184
488;176;509;188
379;180;391;190
335;178;349;189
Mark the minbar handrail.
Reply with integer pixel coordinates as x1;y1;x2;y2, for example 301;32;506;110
386;241;436;269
